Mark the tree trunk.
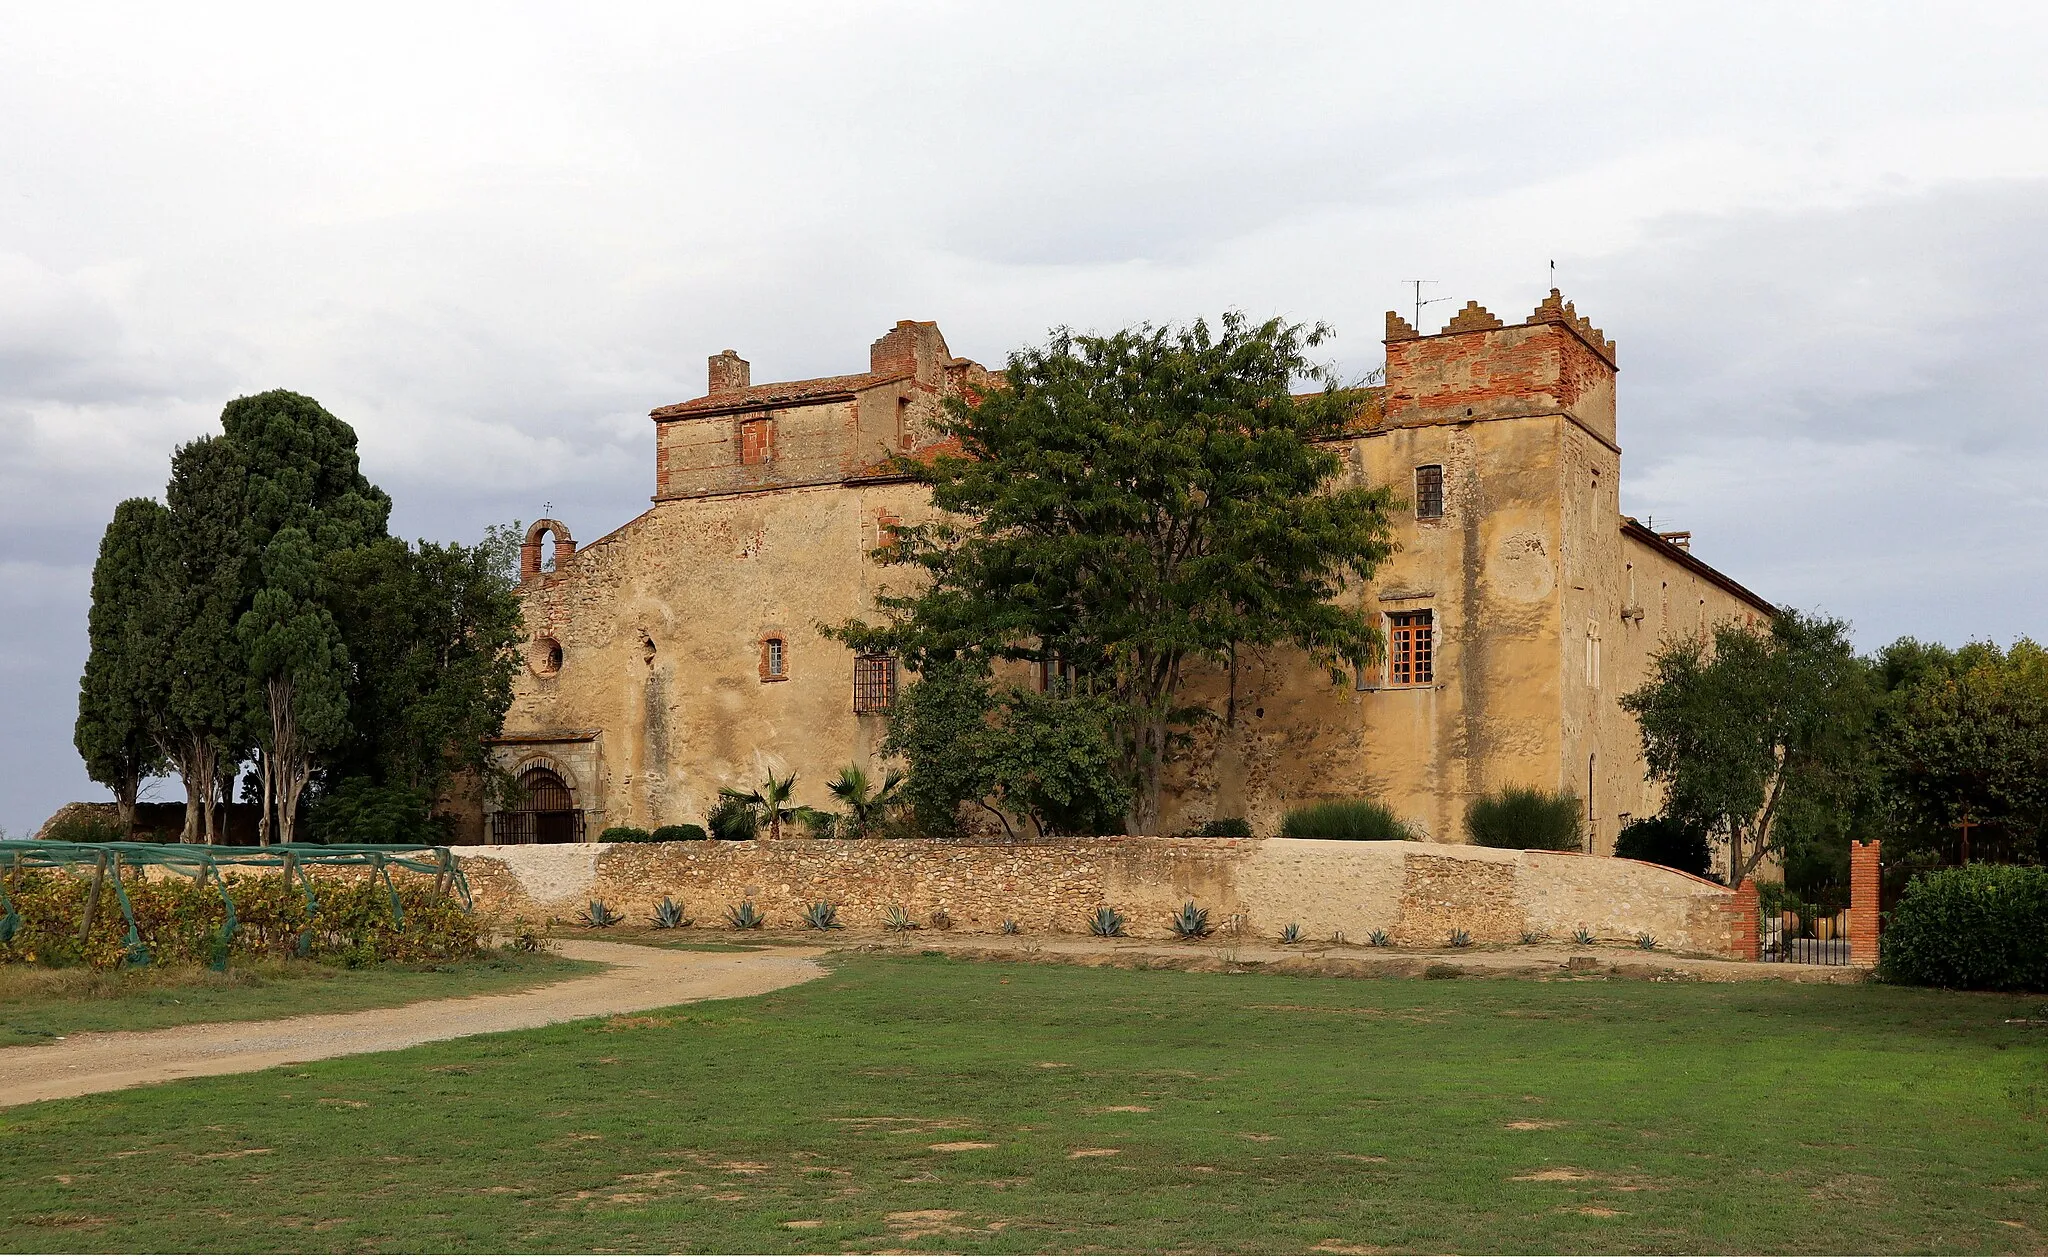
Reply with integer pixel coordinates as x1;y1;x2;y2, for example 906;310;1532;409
113;776;138;839
174;735;218;845
257;747;273;847
267;676;305;845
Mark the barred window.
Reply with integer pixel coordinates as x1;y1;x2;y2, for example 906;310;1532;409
1415;465;1444;519
853;654;897;712
1388;610;1434;686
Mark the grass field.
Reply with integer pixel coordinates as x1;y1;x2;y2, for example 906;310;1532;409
1;954;2043;1254
0;950;597;1047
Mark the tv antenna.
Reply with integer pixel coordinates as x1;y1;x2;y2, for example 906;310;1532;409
1404;280;1450;332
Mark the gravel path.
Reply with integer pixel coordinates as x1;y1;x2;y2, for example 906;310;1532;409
0;940;826;1108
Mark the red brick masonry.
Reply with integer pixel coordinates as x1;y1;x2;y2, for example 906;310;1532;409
1850;839;1881;968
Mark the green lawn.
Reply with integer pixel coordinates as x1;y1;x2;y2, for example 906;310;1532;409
1;955;2043;1254
0;951;597;1046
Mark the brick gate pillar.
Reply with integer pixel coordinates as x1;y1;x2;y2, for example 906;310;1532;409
1850;839;1881;968
1729;878;1760;961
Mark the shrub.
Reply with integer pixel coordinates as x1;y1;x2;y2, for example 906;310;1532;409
1367;928;1391;947
1280;800;1411;841
1614;815;1712;877
41;811;128;844
1197;817;1253;838
1572;926;1595;945
724;900;765;929
1466;787;1582;851
651;824;709;843
1169;901;1212;940
706;798;758;842
1278;922;1302;945
1088;906;1127;938
0;867;479;970
1448;928;1473;948
999;917;1021;935
597;826;653;844
1636;932;1658;950
928;908;953;930
649;897;691;929
310;781;445;846
1519;930;1547;944
1879;865;2048;992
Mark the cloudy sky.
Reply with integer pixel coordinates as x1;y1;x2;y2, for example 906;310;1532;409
4;2;2045;834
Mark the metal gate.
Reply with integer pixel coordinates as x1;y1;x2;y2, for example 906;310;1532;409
489;767;584;845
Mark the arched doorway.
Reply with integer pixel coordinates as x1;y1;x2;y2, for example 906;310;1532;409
495;766;583;844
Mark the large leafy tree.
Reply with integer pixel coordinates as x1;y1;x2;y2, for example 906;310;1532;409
222;390;391;844
74;498;174;835
322;535;524;801
1870;637;2048;869
835;314;1397;832
1621;610;1870;886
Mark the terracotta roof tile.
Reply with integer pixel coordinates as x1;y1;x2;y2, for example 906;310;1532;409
650;370;910;420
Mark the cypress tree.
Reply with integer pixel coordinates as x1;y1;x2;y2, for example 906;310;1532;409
74;498;174;834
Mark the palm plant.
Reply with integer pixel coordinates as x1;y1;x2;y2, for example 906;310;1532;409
826;763;906;839
719;767;801;841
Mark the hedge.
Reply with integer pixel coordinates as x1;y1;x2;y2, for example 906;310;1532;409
0;868;480;971
1466;787;1582;851
1878;864;2048;991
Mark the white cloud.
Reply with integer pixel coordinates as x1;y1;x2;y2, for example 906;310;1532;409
3;0;2046;832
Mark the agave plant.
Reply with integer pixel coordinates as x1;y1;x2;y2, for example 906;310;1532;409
999;917;1021;935
1519;929;1547;945
1448;928;1473;948
725;900;765;930
1367;928;1392;948
1278;922;1302;945
1088;906;1127;938
577;899;622;928
1170;901;1213;940
882;903;919;932
649;896;692;929
804;901;842;930
1571;926;1596;946
1636;932;1658;951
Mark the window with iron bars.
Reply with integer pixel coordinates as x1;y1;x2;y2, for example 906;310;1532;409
853;654;897;712
1415;464;1445;519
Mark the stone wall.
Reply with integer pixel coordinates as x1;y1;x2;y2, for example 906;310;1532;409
460;837;1744;956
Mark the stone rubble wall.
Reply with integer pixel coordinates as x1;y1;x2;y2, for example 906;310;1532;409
460;837;1742;956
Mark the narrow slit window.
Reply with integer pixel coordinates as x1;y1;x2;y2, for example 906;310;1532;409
1415;465;1445;519
1388;611;1434;686
853;654;897;712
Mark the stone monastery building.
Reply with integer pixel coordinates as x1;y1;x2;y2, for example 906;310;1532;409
479;292;1772;852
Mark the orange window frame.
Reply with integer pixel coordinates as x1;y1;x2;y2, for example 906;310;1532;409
1387;611;1434;687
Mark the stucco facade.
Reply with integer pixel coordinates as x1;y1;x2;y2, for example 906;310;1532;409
479;294;1772;852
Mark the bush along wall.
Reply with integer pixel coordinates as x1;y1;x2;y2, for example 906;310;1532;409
1466;787;1583;852
0;868;481;971
1878;864;2048;992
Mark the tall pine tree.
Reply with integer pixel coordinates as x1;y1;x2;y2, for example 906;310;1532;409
74;498;174;835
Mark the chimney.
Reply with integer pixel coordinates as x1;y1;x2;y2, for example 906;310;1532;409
708;350;750;396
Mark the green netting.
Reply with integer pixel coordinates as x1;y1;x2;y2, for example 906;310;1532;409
0;841;470;967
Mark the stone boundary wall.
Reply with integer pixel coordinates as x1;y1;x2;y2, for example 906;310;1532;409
460;838;1743;957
